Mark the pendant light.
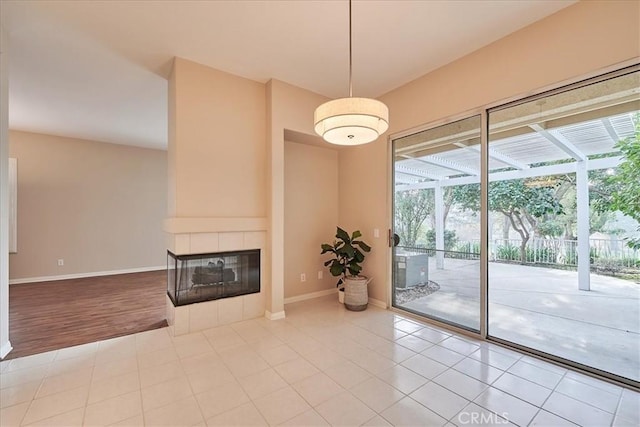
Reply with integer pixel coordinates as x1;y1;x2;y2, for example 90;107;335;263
314;0;389;146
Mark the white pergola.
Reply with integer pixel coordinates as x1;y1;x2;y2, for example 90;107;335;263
394;90;639;291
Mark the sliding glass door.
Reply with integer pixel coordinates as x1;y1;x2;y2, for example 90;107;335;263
392;115;482;332
487;69;640;383
391;66;639;385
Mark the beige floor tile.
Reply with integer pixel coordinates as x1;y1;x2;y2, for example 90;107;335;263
277;409;329;426
24;407;84;427
172;333;214;359
225;354;271;379
6;351;56;372
376;364;428;395
95;336;137;365
542;391;614;427
492;372;552;407
299;347;347;371
454;402;516;427
83;390;142;426
401;354;448;379
410;381;469;420
135;328;173;354
474;387;539;427
0;380;40;409
315;391;377;426
381;396;448;427
361;415;393;426
139;360;185;389
0;402;30;427
22;386;89;425
253;386;311;425
273;357;320;384
136;346;179;371
324;360;372;389
36;366;93;398
47;355;94;378
179;351;222;375
353;351;397;375
350;377;405;413
195;380;249;419
0;365;48;389
530;410;578;426
109;414;144;426
440;336;481;356
238;368;288;400
454;358;504;385
88;371;140;404
206;402;267;426
55;342;98;361
291;372;344;407
93;356;138;382
395;334;433;353
469;348;519;371
422;345;466;367
141;376;193;412
555;376;619;413
617;388;640;424
186;363;236;394
260;344;300;367
143;395;204;427
374;341;417;364
432;368;488;401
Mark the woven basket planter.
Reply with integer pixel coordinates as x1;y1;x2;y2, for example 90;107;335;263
344;276;371;311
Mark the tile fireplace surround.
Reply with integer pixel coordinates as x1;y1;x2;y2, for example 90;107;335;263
165;220;268;336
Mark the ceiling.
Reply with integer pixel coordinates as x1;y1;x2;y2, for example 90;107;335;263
1;0;576;150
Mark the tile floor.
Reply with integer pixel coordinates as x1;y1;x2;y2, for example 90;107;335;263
0;294;638;426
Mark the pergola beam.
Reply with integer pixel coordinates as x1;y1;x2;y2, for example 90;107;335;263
601;118;620;143
414;155;478;176
454;142;529;170
529;123;587;161
395;164;443;181
396;156;622;191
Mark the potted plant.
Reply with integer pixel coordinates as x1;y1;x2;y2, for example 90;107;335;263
321;227;372;311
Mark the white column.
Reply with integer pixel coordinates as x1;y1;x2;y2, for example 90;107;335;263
0;26;12;358
576;160;590;291
434;183;445;269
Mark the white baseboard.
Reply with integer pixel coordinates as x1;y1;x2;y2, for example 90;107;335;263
368;297;387;309
0;340;13;359
265;310;286;320
284;288;337;305
9;266;165;285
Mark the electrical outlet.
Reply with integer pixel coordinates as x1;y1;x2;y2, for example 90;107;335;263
57;259;64;266
318;271;323;279
300;273;306;282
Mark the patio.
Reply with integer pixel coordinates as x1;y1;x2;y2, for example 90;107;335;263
400;258;640;382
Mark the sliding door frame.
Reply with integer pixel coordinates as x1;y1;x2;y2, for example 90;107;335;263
388;62;640;388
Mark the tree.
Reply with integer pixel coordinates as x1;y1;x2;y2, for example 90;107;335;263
394;188;434;247
451;180;563;262
602;120;640;249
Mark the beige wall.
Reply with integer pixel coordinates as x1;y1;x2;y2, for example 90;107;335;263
8;131;167;280
169;57;266;218
284;141;338;299
339;0;640;303
267;79;330;314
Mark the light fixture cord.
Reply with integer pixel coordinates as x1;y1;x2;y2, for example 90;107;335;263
349;0;352;98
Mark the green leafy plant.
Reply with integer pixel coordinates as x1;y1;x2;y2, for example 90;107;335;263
321;227;371;287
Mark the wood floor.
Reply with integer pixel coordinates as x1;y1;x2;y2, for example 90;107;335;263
6;270;167;360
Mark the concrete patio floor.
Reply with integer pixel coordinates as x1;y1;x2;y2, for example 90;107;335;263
400;258;640;382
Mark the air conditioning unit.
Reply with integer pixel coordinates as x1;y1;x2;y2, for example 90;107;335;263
394;253;429;288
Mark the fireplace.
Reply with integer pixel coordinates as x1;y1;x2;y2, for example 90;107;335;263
167;249;260;307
